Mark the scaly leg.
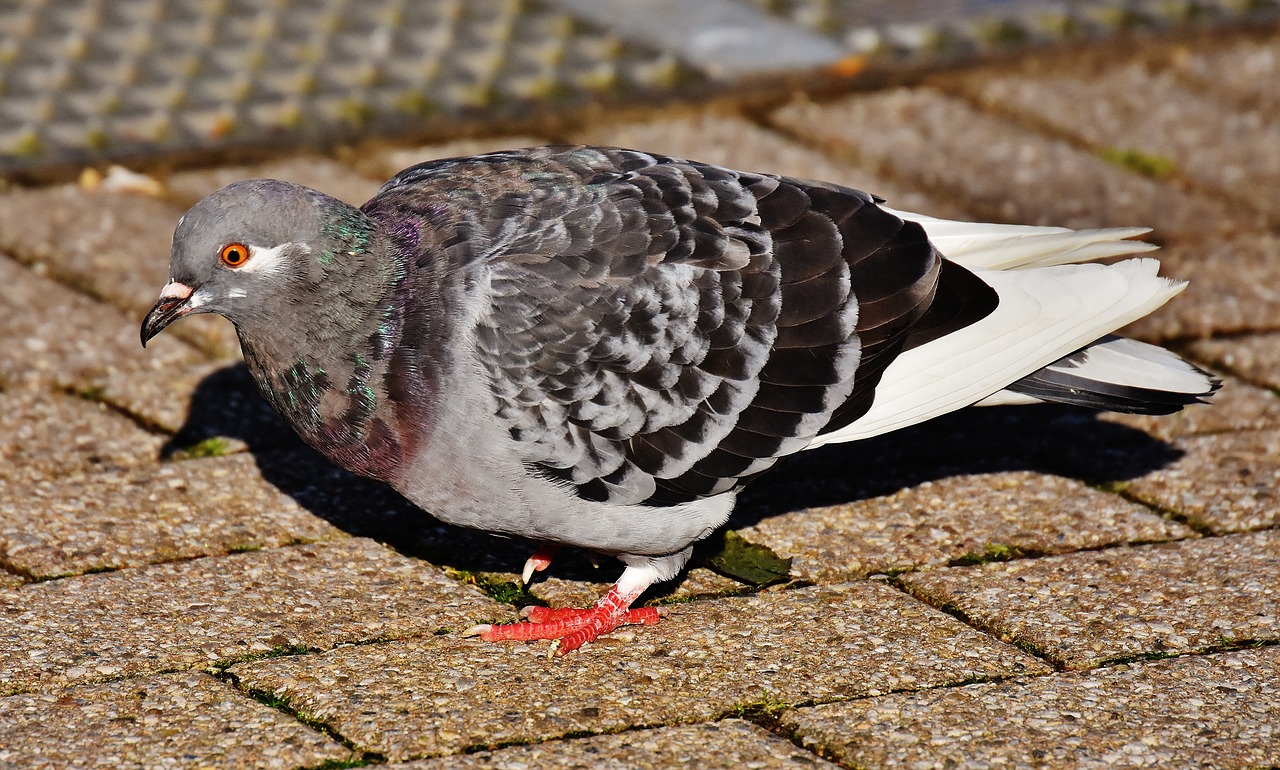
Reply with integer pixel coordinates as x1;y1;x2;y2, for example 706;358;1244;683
465;548;691;656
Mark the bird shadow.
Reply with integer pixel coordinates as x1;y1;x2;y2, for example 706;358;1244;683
163;363;1184;586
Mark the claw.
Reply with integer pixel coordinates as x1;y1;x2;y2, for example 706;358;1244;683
520;544;559;586
461;624;491;638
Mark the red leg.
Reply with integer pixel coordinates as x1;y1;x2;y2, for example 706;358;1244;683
465;581;662;655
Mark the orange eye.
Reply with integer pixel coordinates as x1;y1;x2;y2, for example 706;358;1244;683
219;242;250;267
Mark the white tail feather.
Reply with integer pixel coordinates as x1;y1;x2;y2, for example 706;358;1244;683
882;207;1158;270
808;258;1187;447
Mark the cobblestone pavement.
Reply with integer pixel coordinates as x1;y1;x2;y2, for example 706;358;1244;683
2;11;1280;770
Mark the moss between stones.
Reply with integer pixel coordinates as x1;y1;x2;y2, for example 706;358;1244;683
1099;147;1178;180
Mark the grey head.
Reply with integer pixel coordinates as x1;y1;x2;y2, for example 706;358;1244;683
141;179;371;345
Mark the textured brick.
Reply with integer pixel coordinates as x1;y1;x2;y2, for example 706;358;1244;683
736;471;1194;582
1189;332;1280;392
961;58;1280;220
0;389;166;488
785;647;1280;770
0;185;234;356
0;451;342;578
902;531;1280;669
395;719;837;769
0;672;348;769
0;538;497;694
771;89;1251;237
232;582;1048;761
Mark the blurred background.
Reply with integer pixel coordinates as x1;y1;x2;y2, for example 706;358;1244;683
3;0;1274;178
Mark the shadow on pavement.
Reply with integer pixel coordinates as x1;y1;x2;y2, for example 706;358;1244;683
161;363;1184;585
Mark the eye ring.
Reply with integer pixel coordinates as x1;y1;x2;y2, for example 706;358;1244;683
219;242;250;268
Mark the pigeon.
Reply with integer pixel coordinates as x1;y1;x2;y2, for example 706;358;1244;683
142;145;1217;655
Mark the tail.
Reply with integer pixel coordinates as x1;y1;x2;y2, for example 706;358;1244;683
808;214;1219;449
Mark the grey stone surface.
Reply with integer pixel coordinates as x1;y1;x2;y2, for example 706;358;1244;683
0;389;167;488
784;646;1280;770
0;671;349;769
1190;332;1280;392
902;530;1280;669
770;88;1254;239
0;538;498;694
0;451;342;578
352;136;553;182
394;719;837;769
0;185;235;357
0;255;209;412
1120;429;1280;534
960;57;1280;220
166;155;383;209
548;0;845;79
736;471;1195;582
232;581;1048;761
1172;29;1280;118
572;112;964;218
1119;234;1280;340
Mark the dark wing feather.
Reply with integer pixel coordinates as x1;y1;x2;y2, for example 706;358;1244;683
385;146;962;505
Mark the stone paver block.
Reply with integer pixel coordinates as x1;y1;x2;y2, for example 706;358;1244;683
166;155;383;209
1119;235;1280;341
1119;429;1280;534
232;581;1048;761
0;255;208;410
961;59;1280;220
351;136;553;182
0;389;166;488
0;671;349;770
571;113;964;218
1189;332;1280;392
0;451;343;578
737;471;1195;583
0;538;498;694
902;530;1280;669
395;719;836;769
770;89;1251;238
0;185;235;357
1102;373;1280;441
1173;30;1280;116
785;646;1280;770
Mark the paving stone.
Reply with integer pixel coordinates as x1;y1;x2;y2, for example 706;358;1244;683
350;136;553;182
784;646;1280;770
0;572;23;589
0;671;349;770
1189;332;1280;392
0;451;345;578
1102;373;1280;441
395;719;836;769
571;112;964;218
770;89;1252;238
0;538;498;694
902;531;1280;669
231;581;1048;761
1118;429;1280;534
1119;234;1280;340
0;254;209;414
736;470;1194;583
1172;30;1280;115
0;389;167;488
959;58;1280;220
0;184;235;357
166;155;383;209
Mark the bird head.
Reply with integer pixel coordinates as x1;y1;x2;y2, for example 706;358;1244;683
141;179;371;346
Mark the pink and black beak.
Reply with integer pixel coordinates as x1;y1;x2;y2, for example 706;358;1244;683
141;282;196;347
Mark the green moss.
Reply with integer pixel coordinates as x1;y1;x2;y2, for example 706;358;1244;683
1099;148;1178;180
704;530;792;586
729;689;791;719
950;542;1025;567
447;568;546;607
175;436;234;460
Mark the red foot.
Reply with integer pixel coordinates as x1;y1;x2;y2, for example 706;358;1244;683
466;584;661;655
